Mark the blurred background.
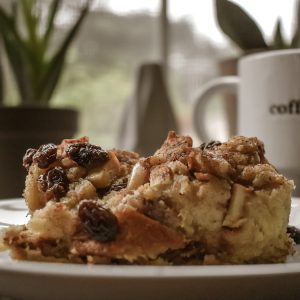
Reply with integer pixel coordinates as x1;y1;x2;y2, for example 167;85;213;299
0;0;298;147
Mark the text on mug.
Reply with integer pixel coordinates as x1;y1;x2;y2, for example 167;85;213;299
270;100;300;114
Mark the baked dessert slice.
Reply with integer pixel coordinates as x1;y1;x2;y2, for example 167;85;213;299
1;132;295;264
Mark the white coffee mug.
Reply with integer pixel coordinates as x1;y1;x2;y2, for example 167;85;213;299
193;49;300;194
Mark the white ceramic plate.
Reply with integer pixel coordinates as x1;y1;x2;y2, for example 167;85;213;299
0;198;299;300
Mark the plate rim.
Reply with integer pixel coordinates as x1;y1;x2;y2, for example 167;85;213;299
0;250;299;279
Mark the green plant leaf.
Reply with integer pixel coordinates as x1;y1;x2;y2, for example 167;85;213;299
291;0;300;48
20;0;38;47
215;0;268;51
0;7;33;104
37;3;89;104
272;18;287;49
0;0;89;106
0;0;40;105
20;0;47;84
1;32;33;104
11;0;18;27
42;0;61;52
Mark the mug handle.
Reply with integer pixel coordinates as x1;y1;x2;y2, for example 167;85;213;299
193;76;240;142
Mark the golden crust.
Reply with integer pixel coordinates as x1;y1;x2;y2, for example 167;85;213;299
72;209;184;261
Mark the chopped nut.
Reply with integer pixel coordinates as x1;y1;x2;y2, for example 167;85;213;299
67;166;88;182
188;151;235;179
194;172;213;181
74;179;97;200
127;161;150;190
86;151;121;188
150;165;173;188
61;157;78;168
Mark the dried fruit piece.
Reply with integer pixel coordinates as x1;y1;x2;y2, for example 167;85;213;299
78;200;119;242
200;140;221;150
33;144;57;169
287;226;300;244
97;179;128;198
38;167;69;200
66;143;109;168
110;180;128;192
23;148;37;170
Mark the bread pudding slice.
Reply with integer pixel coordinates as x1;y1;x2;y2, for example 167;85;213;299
1;132;295;264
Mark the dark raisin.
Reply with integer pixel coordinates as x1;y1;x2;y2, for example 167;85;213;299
110;182;127;192
110;179;128;192
160;241;205;264
37;167;69;200
287;226;300;244
97;187;111;198
33;143;57;169
66;143;109;168
97;179;128;198
78;201;119;242
23;148;37;170
199;140;221;150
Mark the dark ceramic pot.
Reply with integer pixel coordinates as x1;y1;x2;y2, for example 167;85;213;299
0;107;78;199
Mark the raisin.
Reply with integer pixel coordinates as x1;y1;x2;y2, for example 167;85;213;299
160;241;205;264
97;187;110;198
37;167;69;200
33;143;57;169
97;179;128;198
109;177;128;193
200;140;221;150
287;226;300;244
23;148;37;170
110;181;127;192
78;200;119;242
66;143;109;168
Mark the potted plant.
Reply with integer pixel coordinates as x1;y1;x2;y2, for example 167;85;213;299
214;0;300;135
0;0;89;198
216;0;300;52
